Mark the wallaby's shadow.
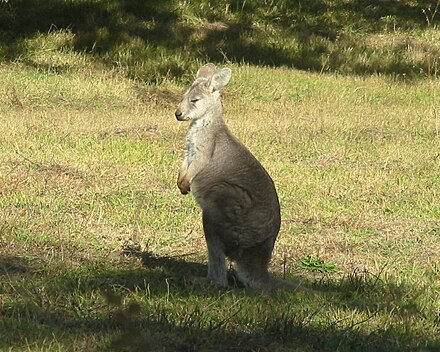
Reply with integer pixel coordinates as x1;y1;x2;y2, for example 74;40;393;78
135;250;207;280
0;255;32;274
123;248;246;289
122;239;350;293
1;251;436;352
130;249;437;320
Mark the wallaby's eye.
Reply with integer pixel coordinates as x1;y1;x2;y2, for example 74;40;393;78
190;98;200;103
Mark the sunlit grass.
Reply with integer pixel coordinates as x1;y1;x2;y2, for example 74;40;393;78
2;1;440;82
0;59;439;351
1;2;439;349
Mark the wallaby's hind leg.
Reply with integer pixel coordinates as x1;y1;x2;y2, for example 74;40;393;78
202;211;228;287
234;236;275;289
206;236;228;286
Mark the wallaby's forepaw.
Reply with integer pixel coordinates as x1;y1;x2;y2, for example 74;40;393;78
177;176;190;195
177;180;190;194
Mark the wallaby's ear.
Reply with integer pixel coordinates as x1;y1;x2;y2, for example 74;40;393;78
208;68;232;92
197;63;216;79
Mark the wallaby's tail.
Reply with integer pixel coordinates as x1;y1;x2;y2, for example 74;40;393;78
265;276;309;292
234;252;310;292
233;237;310;292
234;257;308;292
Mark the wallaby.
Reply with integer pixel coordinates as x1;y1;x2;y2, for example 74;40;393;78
175;63;301;291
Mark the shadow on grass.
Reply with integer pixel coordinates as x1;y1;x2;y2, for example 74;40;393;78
0;251;438;351
1;0;439;81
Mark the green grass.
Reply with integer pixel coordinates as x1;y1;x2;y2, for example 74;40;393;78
1;1;440;351
299;255;339;273
2;0;440;82
1;61;439;351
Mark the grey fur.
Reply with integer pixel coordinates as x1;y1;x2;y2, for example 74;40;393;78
175;64;300;290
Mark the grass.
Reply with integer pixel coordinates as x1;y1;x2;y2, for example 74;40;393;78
1;61;439;351
2;0;440;82
1;1;440;351
299;255;339;273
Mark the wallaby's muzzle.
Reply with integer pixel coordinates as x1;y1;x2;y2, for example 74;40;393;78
175;109;186;121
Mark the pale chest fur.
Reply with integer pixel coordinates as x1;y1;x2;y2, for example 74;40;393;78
186;118;212;165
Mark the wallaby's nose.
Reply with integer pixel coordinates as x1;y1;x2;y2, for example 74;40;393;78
175;109;184;120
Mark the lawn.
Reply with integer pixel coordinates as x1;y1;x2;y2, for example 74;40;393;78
0;1;439;351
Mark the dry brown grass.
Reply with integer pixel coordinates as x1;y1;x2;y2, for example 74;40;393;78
1;62;439;351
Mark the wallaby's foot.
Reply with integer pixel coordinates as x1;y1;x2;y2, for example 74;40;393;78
235;262;311;293
185;275;228;288
246;279;314;295
258;276;321;295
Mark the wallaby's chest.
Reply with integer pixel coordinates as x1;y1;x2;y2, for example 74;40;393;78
186;119;212;164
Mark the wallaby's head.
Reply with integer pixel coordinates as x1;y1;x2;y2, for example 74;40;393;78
175;63;231;121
